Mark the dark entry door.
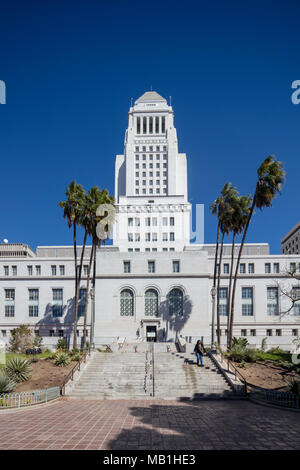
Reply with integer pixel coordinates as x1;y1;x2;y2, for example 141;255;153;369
146;325;157;342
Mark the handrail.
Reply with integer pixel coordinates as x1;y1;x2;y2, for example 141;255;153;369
60;348;90;395
207;348;247;395
152;342;155;398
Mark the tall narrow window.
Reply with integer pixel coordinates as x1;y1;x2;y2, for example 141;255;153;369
27;265;33;276
265;263;271;273
168;288;183;316
29;289;39;317
267;287;278;315
292;287;300;315
137;117;140;134
120;289;134;316
148;261;155;273
53;289;63;317
155;116;159;133
78;288;86;317
162;116;166;133
145;289;158;316
36;265;41;276
143;117;147;134
242;287;253;316
219;287;228;316
149;116;153;134
5;289;15;317
173;260;180;273
4;266;9;276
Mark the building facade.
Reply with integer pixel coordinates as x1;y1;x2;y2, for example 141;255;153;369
0;91;299;350
281;221;300;254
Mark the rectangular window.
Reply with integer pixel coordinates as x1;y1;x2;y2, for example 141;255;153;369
135;218;140;227
128;233;133;242
292;329;298;336
5;289;15;317
240;263;246;274
50;330;55;337
292;287;300;315
250;329;256;336
83;265;88;276
78;288;86;317
265;263;271;273
170;232;175;242
152;217;157;226
59;265;65;276
4;266;9;276
52;289;63;317
36;265;41;276
128;218;133;226
12;266;17;276
241;329;247;337
145;233;151;242
242;287;253;316
266;329;272;336
152;233;157;242
135;233;140;242
276;329;282;336
27;266;33;276
173;261;180;273
51;265;56;276
267;287;279;315
162;217;168;226
273;263;279;273
224;264;229;274
170;217;175;226
219;287;228;316
124;261;131;273
148;261;155;273
248;263;254;274
145;217;151;226
290;262;296;272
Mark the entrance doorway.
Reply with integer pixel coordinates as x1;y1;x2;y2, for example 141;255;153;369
146;325;157;342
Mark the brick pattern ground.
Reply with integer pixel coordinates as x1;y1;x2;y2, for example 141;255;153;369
0;398;299;450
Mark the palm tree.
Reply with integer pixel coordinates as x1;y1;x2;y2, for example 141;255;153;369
210;183;237;346
59;181;85;349
228;155;285;348
81;187;115;348
226;195;252;349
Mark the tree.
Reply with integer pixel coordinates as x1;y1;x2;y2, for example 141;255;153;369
81;186;115;348
210;183;237;347
226;195;252;349
228;155;285;348
59;181;85;349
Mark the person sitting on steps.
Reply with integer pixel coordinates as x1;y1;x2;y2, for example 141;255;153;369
194;339;204;367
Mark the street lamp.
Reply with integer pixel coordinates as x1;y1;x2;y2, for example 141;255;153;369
210;286;217;351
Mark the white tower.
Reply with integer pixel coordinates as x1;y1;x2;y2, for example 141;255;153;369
113;91;191;252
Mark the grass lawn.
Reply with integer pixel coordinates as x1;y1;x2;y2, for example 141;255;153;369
256;351;292;363
1;351;53;367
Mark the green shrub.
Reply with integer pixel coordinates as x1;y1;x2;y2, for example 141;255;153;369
267;346;286;355
54;352;70;367
71;352;82;362
232;337;249;348
0;370;16;393
5;357;32;382
56;338;69;351
226;345;257;363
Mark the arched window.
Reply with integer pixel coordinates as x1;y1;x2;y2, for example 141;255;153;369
120;289;134;316
145;289;158;316
168;288;183;316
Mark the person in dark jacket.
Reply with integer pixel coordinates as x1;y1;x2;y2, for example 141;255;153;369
194;339;204;367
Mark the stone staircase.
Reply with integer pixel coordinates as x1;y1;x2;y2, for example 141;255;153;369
68;342;235;400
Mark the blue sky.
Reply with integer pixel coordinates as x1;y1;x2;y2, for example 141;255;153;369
0;0;299;253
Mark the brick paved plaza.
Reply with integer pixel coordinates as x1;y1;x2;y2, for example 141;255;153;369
0;398;299;450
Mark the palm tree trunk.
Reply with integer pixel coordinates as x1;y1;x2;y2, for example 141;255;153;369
83;243;94;348
73;223;78;349
229;196;256;348
216;231;225;347
227;232;236;349
213;222;220;288
73;231;88;349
